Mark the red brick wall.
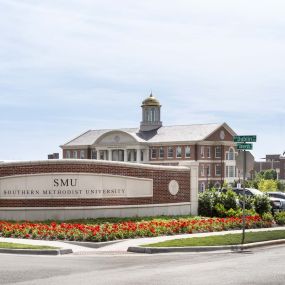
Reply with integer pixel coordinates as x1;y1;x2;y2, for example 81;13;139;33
205;127;233;141
0;161;190;208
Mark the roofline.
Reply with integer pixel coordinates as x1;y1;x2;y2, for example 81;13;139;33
93;129;140;145
203;122;237;140
60;130;92;148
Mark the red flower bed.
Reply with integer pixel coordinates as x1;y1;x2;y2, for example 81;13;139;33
0;216;272;242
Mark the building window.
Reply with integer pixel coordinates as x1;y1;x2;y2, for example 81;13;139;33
226;166;235;178
127;149;136;162
200;165;205;176
99;150;108;160
185;146;191;158
151;148;157;159
215;165;221;176
112;149;124;161
66;150;71;159
215;146;221;158
206;165;211;176
200;146;205;158
80;150;85;159
168;147;173;158
91;149;97;159
141;150;144;162
159;147;164;159
207;147;211;158
73;151;78;159
200;182;205;192
176;146;182;158
127;150;132;162
226;148;235;160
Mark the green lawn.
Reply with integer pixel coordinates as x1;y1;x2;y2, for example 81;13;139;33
145;230;285;247
0;242;58;250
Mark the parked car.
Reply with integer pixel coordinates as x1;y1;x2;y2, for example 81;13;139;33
267;192;285;210
232;188;285;212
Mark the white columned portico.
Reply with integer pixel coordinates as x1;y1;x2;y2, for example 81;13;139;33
124;149;127;162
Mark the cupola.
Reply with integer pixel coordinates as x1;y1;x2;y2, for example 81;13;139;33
140;93;162;132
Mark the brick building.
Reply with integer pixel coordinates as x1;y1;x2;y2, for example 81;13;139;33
254;154;285;181
61;94;242;191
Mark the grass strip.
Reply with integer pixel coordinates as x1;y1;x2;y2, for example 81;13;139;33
0;242;58;250
145;230;285;247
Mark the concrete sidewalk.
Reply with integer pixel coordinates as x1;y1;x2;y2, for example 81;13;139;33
0;226;284;255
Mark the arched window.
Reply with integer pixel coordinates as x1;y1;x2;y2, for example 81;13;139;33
226;147;235;160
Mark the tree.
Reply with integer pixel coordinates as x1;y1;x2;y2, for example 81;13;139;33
262;169;277;180
258;179;278;192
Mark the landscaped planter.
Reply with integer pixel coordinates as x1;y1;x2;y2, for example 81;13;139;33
0;216;272;242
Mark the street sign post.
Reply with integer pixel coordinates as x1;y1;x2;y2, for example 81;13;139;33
233;135;256;245
236;143;253;150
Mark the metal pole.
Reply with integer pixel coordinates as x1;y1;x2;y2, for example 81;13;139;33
241;149;246;245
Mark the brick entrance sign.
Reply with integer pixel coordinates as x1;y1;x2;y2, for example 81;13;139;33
0;160;197;221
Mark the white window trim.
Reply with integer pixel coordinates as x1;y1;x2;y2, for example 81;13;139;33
226;147;235;161
185;146;191;158
207;147;211;158
159;147;164;159
151;148;157;159
206;165;211;176
167;147;174;158
200;146;205;158
215;165;221;176
80;150;85;159
215;146;221;158
176;146;182;158
200;165;205;176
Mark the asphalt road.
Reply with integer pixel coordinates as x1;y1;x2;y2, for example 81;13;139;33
1;245;285;285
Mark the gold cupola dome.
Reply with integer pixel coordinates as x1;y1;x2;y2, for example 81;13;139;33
140;93;162;132
141;93;161;107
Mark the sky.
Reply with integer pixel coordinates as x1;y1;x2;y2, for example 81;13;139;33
0;0;285;161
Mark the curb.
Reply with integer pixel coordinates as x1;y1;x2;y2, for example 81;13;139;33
64;240;121;249
127;239;285;254
0;248;73;255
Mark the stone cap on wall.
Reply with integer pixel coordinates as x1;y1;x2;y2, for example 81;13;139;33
0;159;190;172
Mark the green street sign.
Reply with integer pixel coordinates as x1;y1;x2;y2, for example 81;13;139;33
236;143;253;150
233;135;256;143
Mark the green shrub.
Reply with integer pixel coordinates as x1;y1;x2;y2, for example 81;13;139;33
198;190;214;217
274;212;285;225
220;190;238;210
239;195;255;210
254;195;272;216
261;212;274;223
213;203;226;217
